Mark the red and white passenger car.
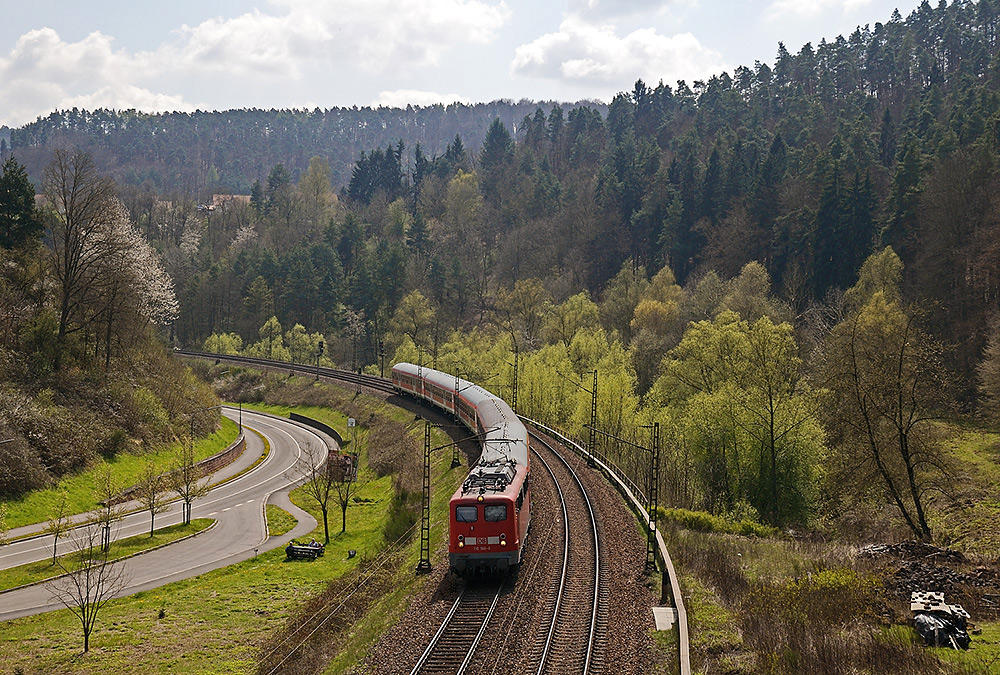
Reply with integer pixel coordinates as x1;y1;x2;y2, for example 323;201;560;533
392;363;531;576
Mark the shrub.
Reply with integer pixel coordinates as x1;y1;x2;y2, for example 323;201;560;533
0;434;48;498
659;507;777;538
382;488;419;545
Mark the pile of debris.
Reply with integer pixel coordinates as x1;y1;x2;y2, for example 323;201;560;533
910;591;971;650
859;541;1000;611
858;541;966;563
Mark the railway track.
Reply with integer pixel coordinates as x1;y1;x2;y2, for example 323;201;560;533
528;429;605;675
410;582;504;675
175;349;397;395
179;350;667;672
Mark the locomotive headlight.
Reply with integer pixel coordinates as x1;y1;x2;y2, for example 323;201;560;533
458;535;464;541
499;533;506;540
500;540;507;546
477;495;484;502
458;540;465;548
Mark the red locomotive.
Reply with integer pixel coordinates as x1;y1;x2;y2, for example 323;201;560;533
392;363;531;576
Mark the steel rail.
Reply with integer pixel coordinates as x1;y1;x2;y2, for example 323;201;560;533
174;350;396;394
530;429;601;675
408;583;503;675
530;443;571;673
523;415;690;675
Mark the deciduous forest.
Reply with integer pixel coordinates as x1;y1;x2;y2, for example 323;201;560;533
4;0;1000;538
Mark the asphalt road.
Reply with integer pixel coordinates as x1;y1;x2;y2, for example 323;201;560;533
0;408;328;622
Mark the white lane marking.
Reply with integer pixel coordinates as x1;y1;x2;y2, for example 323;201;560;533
0;411;325;568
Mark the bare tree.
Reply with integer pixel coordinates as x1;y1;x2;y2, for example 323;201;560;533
170;440;210;525
135;461;170;537
92;462;124;552
0;502;9;546
50;522;130;653
42;149;119;370
293;441;335;544
333;453;363;534
45;490;71;564
822;291;952;541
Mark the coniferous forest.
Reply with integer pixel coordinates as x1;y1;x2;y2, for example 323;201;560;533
5;0;1000;539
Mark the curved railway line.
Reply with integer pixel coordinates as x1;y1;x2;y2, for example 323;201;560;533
175;350;689;674
407;429;605;675
175;350;397;395
528;429;605;675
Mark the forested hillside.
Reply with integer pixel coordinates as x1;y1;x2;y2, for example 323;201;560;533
7;100;601;195
0;150;217;502
5;0;1000;537
144;0;997;393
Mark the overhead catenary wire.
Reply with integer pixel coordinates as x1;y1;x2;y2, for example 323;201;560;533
258;518;427;674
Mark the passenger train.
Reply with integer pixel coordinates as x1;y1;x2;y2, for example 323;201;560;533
391;363;531;576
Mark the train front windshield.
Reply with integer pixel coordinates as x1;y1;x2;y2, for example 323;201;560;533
484;504;507;521
455;506;478;522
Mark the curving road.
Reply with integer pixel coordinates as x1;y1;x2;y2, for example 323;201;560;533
0;408;330;622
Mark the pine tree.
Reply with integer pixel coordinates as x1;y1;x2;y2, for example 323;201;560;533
0;156;42;249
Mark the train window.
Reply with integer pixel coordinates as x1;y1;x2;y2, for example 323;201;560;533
484;504;507;521
455;506;478;522
516;488;524;510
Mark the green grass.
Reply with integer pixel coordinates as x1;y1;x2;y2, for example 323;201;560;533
928;425;1000;556
265;505;297;537
930;621;1000;673
0;396;464;675
0;519;215;592
2;417;240;531
682;571;743;657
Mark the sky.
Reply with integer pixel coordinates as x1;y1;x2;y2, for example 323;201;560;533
0;0;925;129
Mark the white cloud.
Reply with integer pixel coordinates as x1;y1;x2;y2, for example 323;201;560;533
61;85;195;115
567;0;694;21
2;28;148;84
373;89;471;108
511;19;725;90
180;0;514;74
0;28;175;125
0;0;511;126
766;0;874;19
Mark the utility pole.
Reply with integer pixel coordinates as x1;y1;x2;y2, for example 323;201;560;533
589;370;597;468
510;347;519;415
556;369;598;467
315;339;323;380
590;421;659;570
646;422;660;571
417;421;432;573
452;371;462;468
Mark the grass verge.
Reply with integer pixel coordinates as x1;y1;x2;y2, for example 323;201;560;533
0;386;463;675
266;505;298;538
0;519;215;593
3;417;240;530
